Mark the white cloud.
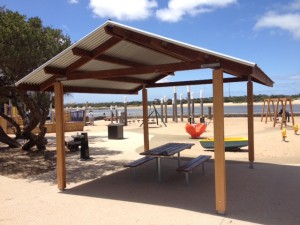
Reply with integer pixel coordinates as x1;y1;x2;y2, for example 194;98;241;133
288;0;300;10
68;0;79;4
254;1;300;39
289;75;300;80
156;0;237;22
89;0;157;21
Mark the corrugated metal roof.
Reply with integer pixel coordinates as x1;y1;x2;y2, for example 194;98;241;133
15;21;273;94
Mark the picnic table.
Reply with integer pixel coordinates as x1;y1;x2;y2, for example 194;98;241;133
140;142;194;181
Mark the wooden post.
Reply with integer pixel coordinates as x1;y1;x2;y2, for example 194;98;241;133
191;95;195;123
172;98;175;122
54;82;66;190
261;100;266;122
288;98;295;126
160;98;164;120
187;86;191;121
281;99;287;129
213;69;226;214
266;99;271;123
124;97;128;126
142;86;149;151
164;96;168;123
273;98;280;127
174;87;178;123
180;94;183;122
247;79;254;168
110;105;113;124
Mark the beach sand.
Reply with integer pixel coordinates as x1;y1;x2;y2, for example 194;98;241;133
1;116;300;225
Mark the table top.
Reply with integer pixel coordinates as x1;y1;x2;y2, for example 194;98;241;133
140;143;194;157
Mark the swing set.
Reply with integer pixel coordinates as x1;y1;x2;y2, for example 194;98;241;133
261;97;295;129
140;105;167;127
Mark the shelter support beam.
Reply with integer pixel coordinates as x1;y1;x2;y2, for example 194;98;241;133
213;69;226;214
247;79;255;168
142;86;149;151
54;82;66;190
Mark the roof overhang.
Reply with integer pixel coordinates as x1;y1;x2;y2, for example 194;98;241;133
15;21;274;93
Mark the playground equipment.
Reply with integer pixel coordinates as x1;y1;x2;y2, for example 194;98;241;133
199;137;248;150
261;97;295;129
140;104;167;127
281;128;287;141
185;123;206;138
273;98;295;129
261;98;276;123
293;124;298;135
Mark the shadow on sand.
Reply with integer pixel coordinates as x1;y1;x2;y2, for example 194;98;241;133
59;159;300;225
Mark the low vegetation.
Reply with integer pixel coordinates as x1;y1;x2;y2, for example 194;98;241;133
66;94;300;108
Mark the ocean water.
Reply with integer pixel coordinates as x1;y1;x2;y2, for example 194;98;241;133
91;104;300;118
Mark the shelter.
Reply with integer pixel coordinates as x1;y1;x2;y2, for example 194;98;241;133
15;21;274;214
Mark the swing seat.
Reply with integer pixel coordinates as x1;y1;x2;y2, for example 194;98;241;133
185;123;206;138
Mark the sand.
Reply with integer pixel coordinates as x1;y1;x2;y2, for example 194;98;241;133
1;116;300;225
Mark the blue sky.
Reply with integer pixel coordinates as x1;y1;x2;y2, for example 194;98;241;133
2;0;300;103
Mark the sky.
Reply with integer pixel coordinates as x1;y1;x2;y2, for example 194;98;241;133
2;0;300;103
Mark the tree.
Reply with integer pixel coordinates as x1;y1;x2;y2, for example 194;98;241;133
0;6;71;150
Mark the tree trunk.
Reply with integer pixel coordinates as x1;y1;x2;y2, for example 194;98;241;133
36;109;49;150
36;126;48;150
0;126;21;148
0;111;22;139
18;90;50;151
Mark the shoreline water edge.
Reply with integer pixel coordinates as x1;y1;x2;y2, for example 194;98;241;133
86;102;300;120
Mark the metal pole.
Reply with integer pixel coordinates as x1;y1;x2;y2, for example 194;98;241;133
172;98;175;122
191;92;194;123
187;86;191;122
124;96;128;126
164;96;168;123
200;90;204;123
180;94;183;122
110;105;113;124
160;98;164;121
174;87;178;123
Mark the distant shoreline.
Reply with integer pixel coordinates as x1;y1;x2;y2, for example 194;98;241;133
125;99;300;110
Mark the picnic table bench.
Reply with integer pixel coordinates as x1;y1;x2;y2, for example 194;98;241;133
124;143;194;181
177;155;211;185
141;142;195;182
124;156;156;177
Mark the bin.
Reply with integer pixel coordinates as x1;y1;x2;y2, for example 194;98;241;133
80;132;90;159
108;124;124;139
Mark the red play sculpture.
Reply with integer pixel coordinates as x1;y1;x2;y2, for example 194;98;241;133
185;123;207;138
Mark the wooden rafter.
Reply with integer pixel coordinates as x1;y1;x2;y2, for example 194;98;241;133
40;37;122;90
147;77;247;88
18;83;138;94
67;37;121;73
40;76;58;91
65;61;202;80
148;73;173;84
105;25;206;63
19;75;246;93
104;25;274;87
217;58;252;78
99;76;150;84
62;86;137;94
96;54;145;67
252;65;273;87
44;66;65;75
104;25;250;78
